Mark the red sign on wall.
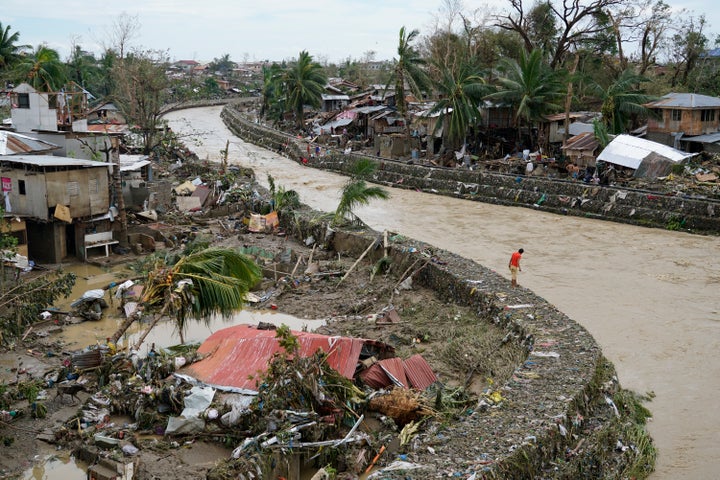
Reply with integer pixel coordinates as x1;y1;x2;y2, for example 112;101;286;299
1;177;11;192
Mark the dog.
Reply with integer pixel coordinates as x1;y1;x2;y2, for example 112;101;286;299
54;382;86;405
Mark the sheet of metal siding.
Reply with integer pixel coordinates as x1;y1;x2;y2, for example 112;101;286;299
182;325;367;391
403;354;437;390
377;357;407;387
359;358;407;388
358;363;392;388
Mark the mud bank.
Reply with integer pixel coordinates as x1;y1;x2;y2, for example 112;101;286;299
281;210;652;477
221;103;720;234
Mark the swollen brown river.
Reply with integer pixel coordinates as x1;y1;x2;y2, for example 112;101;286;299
166;106;720;479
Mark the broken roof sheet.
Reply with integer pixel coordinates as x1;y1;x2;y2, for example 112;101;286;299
0;154;109;168
597;134;695;170
561;132;599;152
403;354;438;390
0;131;60;155
180;324;393;392
119;154;150;172
645;92;720;109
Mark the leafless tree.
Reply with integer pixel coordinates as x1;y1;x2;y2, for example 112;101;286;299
106;12;140;60
606;0;672;75
496;0;623;68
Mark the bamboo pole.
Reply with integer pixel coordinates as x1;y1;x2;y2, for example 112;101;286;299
336;239;376;288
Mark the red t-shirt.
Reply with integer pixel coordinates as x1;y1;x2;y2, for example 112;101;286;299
510;251;522;267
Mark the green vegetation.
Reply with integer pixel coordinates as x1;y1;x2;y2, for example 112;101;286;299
111;247;261;346
333;158;390;226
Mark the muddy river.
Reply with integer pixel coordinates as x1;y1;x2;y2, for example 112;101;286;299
165;105;720;479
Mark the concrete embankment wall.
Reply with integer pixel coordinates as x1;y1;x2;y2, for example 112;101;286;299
221;103;720;234
218;103;649;475
278;184;630;477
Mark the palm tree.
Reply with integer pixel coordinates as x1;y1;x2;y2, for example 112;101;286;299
429;61;489;152
592;69;656;134
387;26;431;121
333;158;390;226
110;247;261;347
260;62;284;120
16;45;67;92
282;51;326;129
0;22;28;71
486;48;563;148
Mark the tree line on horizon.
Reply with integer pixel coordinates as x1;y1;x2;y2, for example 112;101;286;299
1;0;719;155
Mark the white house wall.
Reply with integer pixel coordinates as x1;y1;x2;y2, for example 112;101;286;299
11;84;58;133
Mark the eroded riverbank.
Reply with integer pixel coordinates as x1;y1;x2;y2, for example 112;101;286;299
165;105;720;478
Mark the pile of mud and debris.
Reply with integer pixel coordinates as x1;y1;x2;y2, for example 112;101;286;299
0;144;654;480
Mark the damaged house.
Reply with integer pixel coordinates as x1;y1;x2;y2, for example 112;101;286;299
180;324;396;393
9;82;128;161
645;92;720;152
0;154;114;263
597;134;697;179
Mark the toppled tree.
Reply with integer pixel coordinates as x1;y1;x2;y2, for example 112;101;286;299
110;247;261;347
0;270;76;345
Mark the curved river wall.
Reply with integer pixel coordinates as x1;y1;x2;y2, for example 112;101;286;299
217;102;653;477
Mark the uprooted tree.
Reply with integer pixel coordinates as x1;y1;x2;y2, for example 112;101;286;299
109;247;261;347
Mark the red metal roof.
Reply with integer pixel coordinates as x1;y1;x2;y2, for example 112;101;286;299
403;354;438;390
359;357;408;389
181;324;391;392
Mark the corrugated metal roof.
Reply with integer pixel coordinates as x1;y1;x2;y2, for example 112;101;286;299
597;134;695;170
181;324;393;392
0;154;110;168
355;105;387;114
561;132;599;152
119;154;151;172
646;92;720;108
314;117;353;135
85;124;129;134
359;358;407;388
683;132;720;144
403;354;437;390
0;131;60;155
321;94;350;101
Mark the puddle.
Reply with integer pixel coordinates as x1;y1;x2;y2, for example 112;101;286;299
49;262;325;351
23;451;86;480
58;308;325;353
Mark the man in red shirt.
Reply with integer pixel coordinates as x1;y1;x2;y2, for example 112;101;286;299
508;248;524;288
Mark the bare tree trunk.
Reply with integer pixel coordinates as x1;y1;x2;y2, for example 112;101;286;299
563;53;580;146
109;314;137;345
133;313;164;350
110;136;129;248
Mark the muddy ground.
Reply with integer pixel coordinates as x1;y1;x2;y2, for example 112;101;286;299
0;199;530;479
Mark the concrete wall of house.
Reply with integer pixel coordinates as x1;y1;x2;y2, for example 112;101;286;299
32;132;68;155
221;103;720;234
26;221;65;263
645;130;675;147
11;85;58;133
44;167;110;219
648;108;720;136
65;136;110;161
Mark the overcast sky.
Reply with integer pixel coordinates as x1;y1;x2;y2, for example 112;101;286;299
2;0;718;64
